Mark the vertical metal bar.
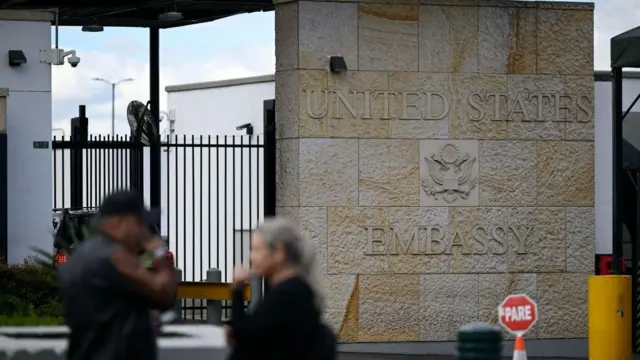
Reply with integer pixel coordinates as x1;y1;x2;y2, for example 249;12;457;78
98;135;103;201
263;100;276;218
107;135;112;194
166;135;171;251
149;27;162;231
240;136;244;266
87;135;92;207
200;136;204;275
191;135;195;283
216;136;219;270
224;136;228;279
61;140;66;208
183;135;187;277
174;135;179;269
53;137;58;209
0;131;7;262
249;134;252;244
261;99;276;297
613;66;624;274
232;136;236;271
208;135;212;270
257;134;260;223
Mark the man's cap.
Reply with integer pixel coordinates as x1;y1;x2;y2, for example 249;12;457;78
98;190;153;222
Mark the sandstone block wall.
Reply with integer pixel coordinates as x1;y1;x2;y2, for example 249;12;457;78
274;0;594;342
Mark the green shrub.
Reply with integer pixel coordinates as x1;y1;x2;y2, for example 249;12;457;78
0;315;63;326
0;261;60;320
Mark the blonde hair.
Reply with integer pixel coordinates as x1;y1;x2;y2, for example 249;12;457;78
254;217;325;313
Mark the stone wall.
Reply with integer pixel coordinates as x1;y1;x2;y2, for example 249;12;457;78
274;0;594;342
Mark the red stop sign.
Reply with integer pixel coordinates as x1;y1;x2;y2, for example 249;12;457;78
498;294;537;335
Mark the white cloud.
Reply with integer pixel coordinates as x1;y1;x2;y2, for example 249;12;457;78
52;21;275;136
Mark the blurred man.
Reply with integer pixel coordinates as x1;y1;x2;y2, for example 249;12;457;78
58;190;177;360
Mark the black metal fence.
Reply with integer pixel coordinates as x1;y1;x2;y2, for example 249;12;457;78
52;100;277;320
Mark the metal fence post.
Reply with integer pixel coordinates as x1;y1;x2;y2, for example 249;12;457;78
172;268;183;323
207;268;222;325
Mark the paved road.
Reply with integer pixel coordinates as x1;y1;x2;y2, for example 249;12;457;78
338;353;586;360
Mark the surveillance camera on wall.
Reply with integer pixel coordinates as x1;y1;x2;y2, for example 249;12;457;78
44;48;81;68
67;54;80;68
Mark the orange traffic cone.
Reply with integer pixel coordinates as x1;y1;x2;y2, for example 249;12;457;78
513;335;527;360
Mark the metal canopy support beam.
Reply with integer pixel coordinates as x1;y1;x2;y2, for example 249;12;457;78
613;67;624;274
149;27;161;229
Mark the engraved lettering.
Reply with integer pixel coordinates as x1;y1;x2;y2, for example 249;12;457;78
389;227;421;255
300;87;593;124
554;94;574;122
510;226;531;254
425;226;446;255
576;94;593;123
424;92;449;120
304;89;328;119
491;226;508;255
364;226;387;255
472;226;489;255
467;92;484;121
508;93;530;122
361;91;373;119
399;92;422;120
334;90;357;119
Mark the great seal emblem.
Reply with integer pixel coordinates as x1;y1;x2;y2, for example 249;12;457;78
421;144;477;204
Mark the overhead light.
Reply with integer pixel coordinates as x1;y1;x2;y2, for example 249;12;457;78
8;50;27;67
329;56;347;74
82;24;104;32
158;11;183;21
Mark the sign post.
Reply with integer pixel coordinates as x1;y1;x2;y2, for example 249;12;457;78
498;294;537;359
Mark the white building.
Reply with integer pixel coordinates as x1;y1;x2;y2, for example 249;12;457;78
0;11;54;264
155;75;274;281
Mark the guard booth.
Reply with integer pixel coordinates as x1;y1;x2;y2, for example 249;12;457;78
611;25;640;353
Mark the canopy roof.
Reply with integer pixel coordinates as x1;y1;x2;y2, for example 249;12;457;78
612;26;640;68
0;0;273;28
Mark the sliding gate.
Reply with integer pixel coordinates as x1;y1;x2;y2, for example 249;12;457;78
52;100;276;319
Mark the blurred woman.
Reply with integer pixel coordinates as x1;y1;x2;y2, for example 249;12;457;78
227;217;335;360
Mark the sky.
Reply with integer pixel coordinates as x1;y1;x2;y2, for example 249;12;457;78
51;0;638;137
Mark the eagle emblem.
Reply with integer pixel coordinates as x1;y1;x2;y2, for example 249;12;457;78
421;144;477;203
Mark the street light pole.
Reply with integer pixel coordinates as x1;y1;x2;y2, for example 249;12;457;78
92;77;134;136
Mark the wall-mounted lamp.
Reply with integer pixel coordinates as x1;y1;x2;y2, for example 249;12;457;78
82;24;104;32
8;50;27;67
329;56;347;74
236;123;254;136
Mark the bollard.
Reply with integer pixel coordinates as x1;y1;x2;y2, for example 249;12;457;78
171;268;183;324
457;323;502;360
206;268;223;325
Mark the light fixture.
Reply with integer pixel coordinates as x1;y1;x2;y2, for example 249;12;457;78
236;123;254;136
329;56;347;74
159;5;183;22
82;24;104;32
8;50;26;67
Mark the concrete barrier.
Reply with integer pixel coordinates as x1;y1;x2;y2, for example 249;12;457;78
0;325;228;360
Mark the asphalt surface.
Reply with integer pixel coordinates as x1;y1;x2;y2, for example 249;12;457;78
338;354;586;360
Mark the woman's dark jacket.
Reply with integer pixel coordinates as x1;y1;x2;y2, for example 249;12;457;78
229;276;336;360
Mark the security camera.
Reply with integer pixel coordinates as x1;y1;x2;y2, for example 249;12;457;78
236;123;254;135
48;48;80;68
67;54;80;68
